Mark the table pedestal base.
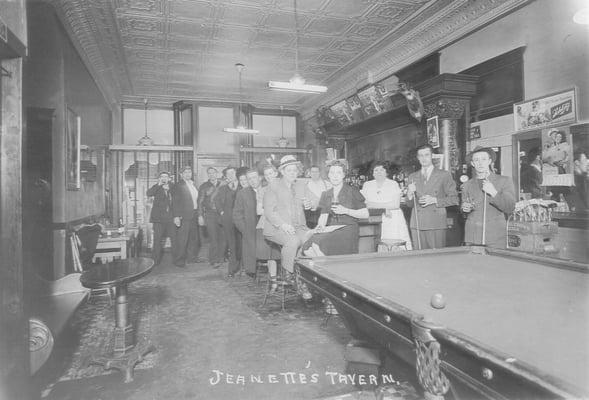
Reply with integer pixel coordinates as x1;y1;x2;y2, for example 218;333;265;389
114;325;134;354
90;343;156;383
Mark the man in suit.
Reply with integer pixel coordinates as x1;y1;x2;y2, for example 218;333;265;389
171;166;202;267
461;146;516;248
263;155;312;275
198;167;225;268
146;171;174;265
520;147;544;199
406;144;459;249
232;168;260;277
213;166;239;277
565;149;588;213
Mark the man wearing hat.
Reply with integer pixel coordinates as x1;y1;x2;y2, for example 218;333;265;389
171;166;202;267
406;144;458;249
461;146;516;248
146;171;175;265
263;155;312;277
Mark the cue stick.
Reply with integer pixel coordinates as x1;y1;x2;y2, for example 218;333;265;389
412;181;422;250
482;179;487;246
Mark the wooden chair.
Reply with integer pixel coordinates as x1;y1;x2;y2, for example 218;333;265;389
72;224;114;303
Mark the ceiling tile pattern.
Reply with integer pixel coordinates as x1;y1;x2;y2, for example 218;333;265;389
47;0;531;116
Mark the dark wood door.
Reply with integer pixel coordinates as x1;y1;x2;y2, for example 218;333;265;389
23;107;54;279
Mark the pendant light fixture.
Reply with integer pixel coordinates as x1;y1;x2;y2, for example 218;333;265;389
268;0;327;94
223;63;260;135
277;106;289;148
137;98;154;146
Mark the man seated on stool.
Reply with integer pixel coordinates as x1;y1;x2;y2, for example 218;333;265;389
461;146;516;248
263;155;313;298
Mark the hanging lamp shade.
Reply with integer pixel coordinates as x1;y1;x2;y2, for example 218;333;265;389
223;63;260;134
276;106;289;148
137;98;155;145
267;0;327;94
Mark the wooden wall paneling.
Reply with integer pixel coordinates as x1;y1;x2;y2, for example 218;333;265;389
0;57;30;399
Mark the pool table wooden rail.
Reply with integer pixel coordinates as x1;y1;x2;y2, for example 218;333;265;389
296;247;588;400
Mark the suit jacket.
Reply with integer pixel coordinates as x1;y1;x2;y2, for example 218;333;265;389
172;180;198;220
214;183;238;226
263;178;308;237
147;183;174;223
232;186;257;269
461;173;516;248
407;168;458;230
197;180;221;216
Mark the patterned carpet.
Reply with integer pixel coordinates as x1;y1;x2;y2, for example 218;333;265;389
39;260;420;400
58;283;160;381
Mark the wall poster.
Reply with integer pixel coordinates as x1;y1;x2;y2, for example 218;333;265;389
513;88;577;132
541;126;574;186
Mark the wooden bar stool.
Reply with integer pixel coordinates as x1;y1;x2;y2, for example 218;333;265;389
261;265;296;312
376;239;408;253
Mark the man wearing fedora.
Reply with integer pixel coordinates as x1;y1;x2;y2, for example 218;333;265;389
406;144;458;249
263;155;312;278
172;165;203;267
461;146;516;248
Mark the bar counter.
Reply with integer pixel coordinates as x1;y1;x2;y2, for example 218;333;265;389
551;212;589;263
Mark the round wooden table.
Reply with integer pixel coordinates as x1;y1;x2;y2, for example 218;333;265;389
80;257;155;382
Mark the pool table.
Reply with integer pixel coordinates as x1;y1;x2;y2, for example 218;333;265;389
296;246;589;399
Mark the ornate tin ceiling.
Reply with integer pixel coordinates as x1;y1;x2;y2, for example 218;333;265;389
48;0;530;117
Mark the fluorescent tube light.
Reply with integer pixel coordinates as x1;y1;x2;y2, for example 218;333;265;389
223;127;260;134
268;80;327;94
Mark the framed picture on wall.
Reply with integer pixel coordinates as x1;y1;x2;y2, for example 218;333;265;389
513;88;577;132
426;116;440;148
66;107;81;190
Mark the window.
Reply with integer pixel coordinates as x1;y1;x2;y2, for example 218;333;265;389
123;108;174;145
253;114;297;147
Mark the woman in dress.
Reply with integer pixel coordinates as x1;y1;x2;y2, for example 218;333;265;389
361;161;412;250
304;165;331;228
303;160;369;256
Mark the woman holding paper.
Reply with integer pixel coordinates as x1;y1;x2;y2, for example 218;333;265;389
302;160;368;256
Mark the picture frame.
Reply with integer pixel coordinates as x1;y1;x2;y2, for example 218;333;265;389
426;116;440;148
513;88;577;132
469;125;481;140
66;107;81;190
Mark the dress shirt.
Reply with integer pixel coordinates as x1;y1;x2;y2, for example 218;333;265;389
307;179;329;198
186;180;199;209
422;165;434;181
